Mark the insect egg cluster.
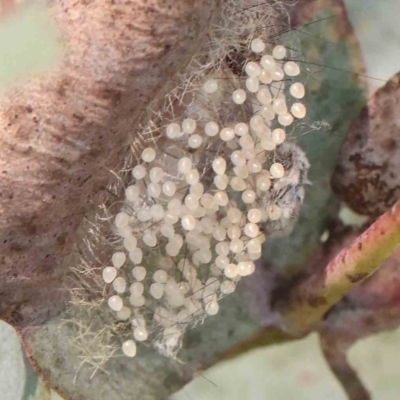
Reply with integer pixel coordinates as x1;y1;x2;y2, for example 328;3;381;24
103;36;309;358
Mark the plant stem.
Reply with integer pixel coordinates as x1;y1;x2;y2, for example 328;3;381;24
279;201;400;334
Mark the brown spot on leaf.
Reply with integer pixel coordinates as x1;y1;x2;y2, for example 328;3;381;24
346;273;368;283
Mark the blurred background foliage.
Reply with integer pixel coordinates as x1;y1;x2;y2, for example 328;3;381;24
0;4;61;92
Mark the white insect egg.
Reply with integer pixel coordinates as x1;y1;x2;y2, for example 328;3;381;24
259;69;272;84
212;157;227;175
251;37;266;53
117;307;131;321
186;169;200;185
164;211;178;225
214;174;229;190
272;98;287;115
108;295;123;311
230;176;246;191
166;122;181;139
220;127;235;141
129;294;145;307
291;103;307;119
227;225;241;241
278;113;294;127
239;135;254;150
249;115;264;132
243;148;257;160
200;217;214;234
247;159;262;174
290;82;305;99
216;255;229;269
182;215;196;231
220;280;236;294
132;165;146;180
205;299;219;316
102;267;117;283
178;157;192;174
132;265;147;282
261;137;276;151
150;283;164;299
242;189;256;204
247;238;262;254
247;208;262;223
245;61;261;77
200;193;215;209
245;77;259;93
171;234;184;249
234;165;249;179
166;242;180;257
130;281;144;297
182;118;197;134
164;279;180;296
190;183;204;199
256;175;271;191
125;185;140;201
258;105;275;120
227;208;242;224
238;261;256;276
272;128;286;144
147;182;161;198
270;162;285;178
129;247;143;264
115;212;130;228
141;147;156;163
231;150;246;166
188;134;203;148
143;230;157;247
153;269;168;284
122;340;137;358
268;204;283;220
149;167;164;183
216;241;230;256
213;226;226;241
284;61;300;77
260;55;275;70
112;252;126;269
254;123;271;139
200;248;213;263
185;194;199;211
151;203;165;220
113;277;127;293
160;223;175;238
192;206;206;219
213;191;228;207
203;79;218;94
244;223;259;238
234;122;249;136
205;121;219;137
123;236;137;252
272;67;285;81
162;181;176;197
203;277;220;297
232;89;247;104
133;327;148;342
272;45;287;60
256;87;272;105
224;263;239;278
